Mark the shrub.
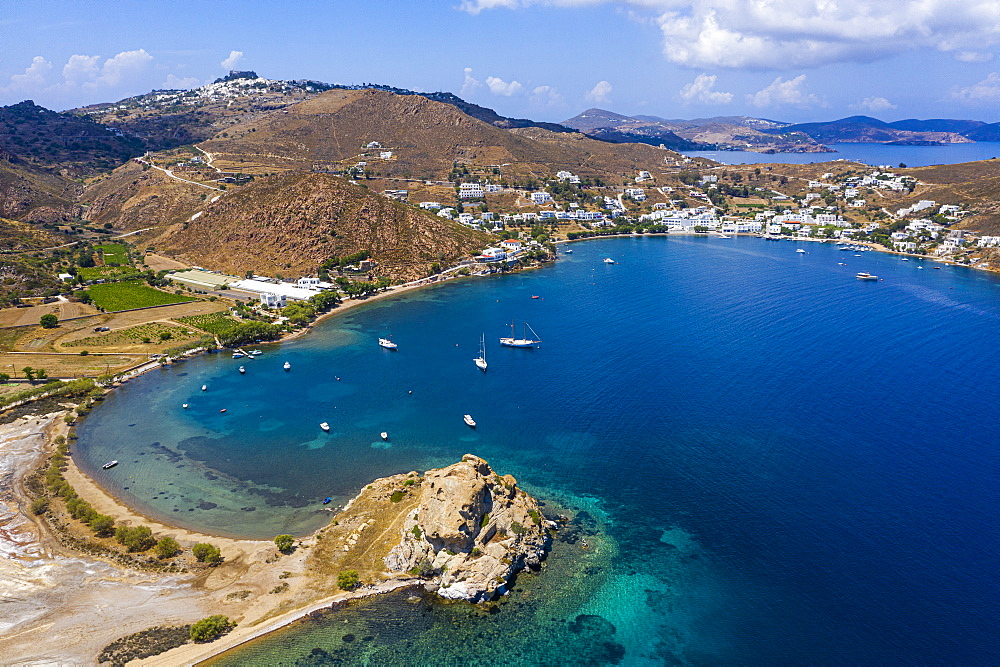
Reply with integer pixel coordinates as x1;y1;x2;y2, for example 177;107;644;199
273;534;294;553
40;313;58;328
390;490;404;503
90;514;115;537
403;479;415;486
527;509;541;525
411;524;422;539
510;521;526;535
155;536;180;559
115;525;156;552
337;569;360;590
192;542;222;563
189;615;234;643
30;497;48;514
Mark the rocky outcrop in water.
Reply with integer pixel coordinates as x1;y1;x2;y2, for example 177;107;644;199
384;454;549;602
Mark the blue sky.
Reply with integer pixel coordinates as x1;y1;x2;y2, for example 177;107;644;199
4;0;1000;123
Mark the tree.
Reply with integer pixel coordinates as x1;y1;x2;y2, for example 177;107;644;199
115;525;156;552
90;514;115;537
274;534;295;553
337;569;361;590
155;536;180;559
22;367;34;383
0;373;9;384
192;542;222;563
190;615;234;643
35;368;47;381
40;314;58;328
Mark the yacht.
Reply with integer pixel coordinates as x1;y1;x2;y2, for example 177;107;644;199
250;350;263;356
474;333;488;371
239;366;245;374
378;337;398;350
283;361;291;370
717;234;731;239
320;422;330;432
102;460;118;470
182;403;188;409
901;258;909;261
500;321;541;348
564;248;573;254
464;414;477;427
856;272;879;281
380;431;389;441
796;248;807;253
604;258;616;264
232;352;244;359
201;384;207;391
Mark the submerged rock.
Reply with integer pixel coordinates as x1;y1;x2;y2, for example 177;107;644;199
384;454;549;602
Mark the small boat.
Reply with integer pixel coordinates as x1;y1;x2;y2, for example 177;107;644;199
933;266;942;270
500;320;541;348
474;333;488;371
856;272;879;281
250;350;263;356
380;431;389;441
323;497;332;505
201;384;207;391
837;262;846;266
320;422;330;432
464;414;476;427
239;366;245;374
796;249;806;253
564;248;573;254
604;258;616;264
854;254;862;257
717;234;731;238
182;403;188;409
378;337;398;350
283;361;291;370
220;408;227;413
232;352;244;359
102;460;118;470
531;295;540;299
901;258;909;261
917;266;924;269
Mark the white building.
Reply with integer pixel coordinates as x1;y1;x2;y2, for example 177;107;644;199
260;293;286;308
636;170;653;183
624;188;646;202
484;184;502;193
459;183;485;199
419;201;442;210
379;151;393;159
530;191;553;204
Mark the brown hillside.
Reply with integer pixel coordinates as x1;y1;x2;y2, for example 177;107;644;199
198;89;685;182
902;160;1000;234
0;156;80;224
156;171;491;280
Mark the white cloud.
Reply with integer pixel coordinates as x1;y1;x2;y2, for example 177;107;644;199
5;56;52;92
585;80;612;104
678;73;732;104
62;55;100;84
747;75;821;108
485;76;523;96
221;50;244;70
952;72;1000;104
163;74;200;89
851;96;896;112
461;67;482;96
84;49;153;90
459;1;1000;70
530;84;563;107
956;51;993;63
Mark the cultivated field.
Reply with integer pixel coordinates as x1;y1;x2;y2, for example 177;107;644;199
84;282;197;312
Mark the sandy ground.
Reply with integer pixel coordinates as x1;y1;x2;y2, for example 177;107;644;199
143;253;190;273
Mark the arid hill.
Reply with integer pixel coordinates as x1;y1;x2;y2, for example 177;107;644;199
197;89;685;183
152;171;490;279
0;155;80;224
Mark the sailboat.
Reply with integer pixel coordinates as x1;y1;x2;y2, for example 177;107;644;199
474;333;488;371
500;320;541;348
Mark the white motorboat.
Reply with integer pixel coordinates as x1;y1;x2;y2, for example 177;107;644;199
320;422;330;432
464;414;476;427
856;272;879;281
500;320;541;348
239;366;245;374
796;248;806;253
604;258;616;264
102;460;118;470
201;384;207;391
901;258;909;261
232;352;244;358
283;361;291;370
380;431;389;441
564;248;573;253
474;333;487;371
717;234;731;239
250;350;262;356
378;337;398;350
182;403;188;409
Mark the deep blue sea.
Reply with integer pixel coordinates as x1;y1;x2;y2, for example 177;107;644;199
76;237;1000;664
685;141;1000;167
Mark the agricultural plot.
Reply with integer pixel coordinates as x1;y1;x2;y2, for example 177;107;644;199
172;311;240;336
63;322;201;349
95;243;129;265
84;282;196;312
78;265;137;280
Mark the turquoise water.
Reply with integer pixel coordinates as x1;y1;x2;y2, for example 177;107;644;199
77;237;1000;663
685;141;1000;166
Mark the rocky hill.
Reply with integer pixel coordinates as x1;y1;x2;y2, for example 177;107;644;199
764;116;972;145
147;170;490;280
0;154;80;224
384;454;550;602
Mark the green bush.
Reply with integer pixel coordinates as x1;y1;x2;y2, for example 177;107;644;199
90;514;115;537
274;534;294;553
155;536;180;559
337;569;360;590
30;497;48;514
40;313;58;328
411;524;422;539
192;542;222;563
115;525;156;552
510;521;526;535
390;490;404;503
189;615;234;643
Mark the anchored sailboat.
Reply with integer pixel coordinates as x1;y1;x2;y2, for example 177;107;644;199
474;333;488;371
500;320;541;348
